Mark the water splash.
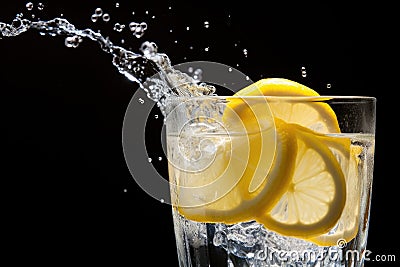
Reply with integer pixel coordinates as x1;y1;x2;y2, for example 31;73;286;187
0;16;215;115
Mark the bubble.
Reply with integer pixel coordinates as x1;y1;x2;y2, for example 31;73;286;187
228;67;232;72
37;3;44;10
145;10;149;15
168;6;172;10
152;16;156;19
158;157;162;161
91;14;98;22
115;2;120;7
301;67;307;77
64;35;83;48
95;8;103;16
245;76;250;80
189;46;193;50
121;39;125;44
188;66;194;73
140;41;158;56
169;29;173;33
123;189;127;192
140;22;147;30
204;47;209;51
327;83;332;88
204;21;210;28
132;11;135;15
160;198;165;203
26;2;33;11
174;40;178;44
186;26;190;31
113;23;125;32
138;98;145;104
154;114;159;119
243;49;248;57
102;13;110;22
148;157;152;163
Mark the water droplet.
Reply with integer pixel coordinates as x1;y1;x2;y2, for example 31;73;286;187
204;21;210;28
174;40;178;44
95;8;103;16
121;39;125;44
327;83;331;88
189;46;193;50
243;49;248;57
91;14;98;22
37;2;44;10
301;67;307;77
168;6;172;10
158;156;162;161
64;35;82;48
204;47;209;51
152;15;156;19
140;22;147;30
154;114;159;119
60;13;64;17
132;11;135;15
188;67;194;73
160;198;165;203
245;76;250;80
26;2;33;11
145;10;149;15
228;67;232;72
123;189;127;192
236;63;239;67
115;2;120;7
138;98;144;104
31;14;35;18
113;23;125;32
234;43;238;47
148;157;152;163
102;13;110;22
169;29;173;33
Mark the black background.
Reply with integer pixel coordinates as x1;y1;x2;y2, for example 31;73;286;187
0;1;395;266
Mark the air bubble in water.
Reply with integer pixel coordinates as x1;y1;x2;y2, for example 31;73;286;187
102;13;110;22
26;2;33;11
37;3;44;10
327;83;331;88
138;98;144;104
95;8;103;16
140;41;158;56
113;23;125;32
204;21;210;28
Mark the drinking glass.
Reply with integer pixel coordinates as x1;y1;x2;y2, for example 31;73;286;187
165;95;376;267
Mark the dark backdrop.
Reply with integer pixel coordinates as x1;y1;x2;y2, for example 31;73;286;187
0;1;395;266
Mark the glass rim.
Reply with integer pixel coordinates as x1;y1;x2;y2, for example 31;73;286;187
165;95;377;102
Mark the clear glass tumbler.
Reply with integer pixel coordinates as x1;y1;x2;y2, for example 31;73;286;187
165;95;376;267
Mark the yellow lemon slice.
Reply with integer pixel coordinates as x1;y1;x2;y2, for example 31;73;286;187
256;123;346;238
234;78;340;133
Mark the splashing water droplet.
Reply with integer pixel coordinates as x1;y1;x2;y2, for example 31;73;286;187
169;6;172;10
245;76;250;80
115;3;120;8
37;3;44;11
148;157;152;163
140;22;147;30
26;2;33;11
301;66;307;77
186;26;190;31
123;189;127;192
121;39;125;44
91;14;98;22
138;98;145;104
154;114;159;119
158;157;162;161
204;47;209;51
131;11;135;15
64;35;83;48
95;8;103;16
102;13;110;22
113;23;125;32
152;16;156;19
204;21;210;28
327;83;331;88
174;40;178;44
188;66;194;73
243;49;248;57
228;67;232;72
160;198;165;203
189;46;193;50
169;29;173;33
145;10;149;15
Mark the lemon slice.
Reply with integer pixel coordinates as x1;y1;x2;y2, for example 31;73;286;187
234;78;340;133
308;144;361;246
256;123;346;238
